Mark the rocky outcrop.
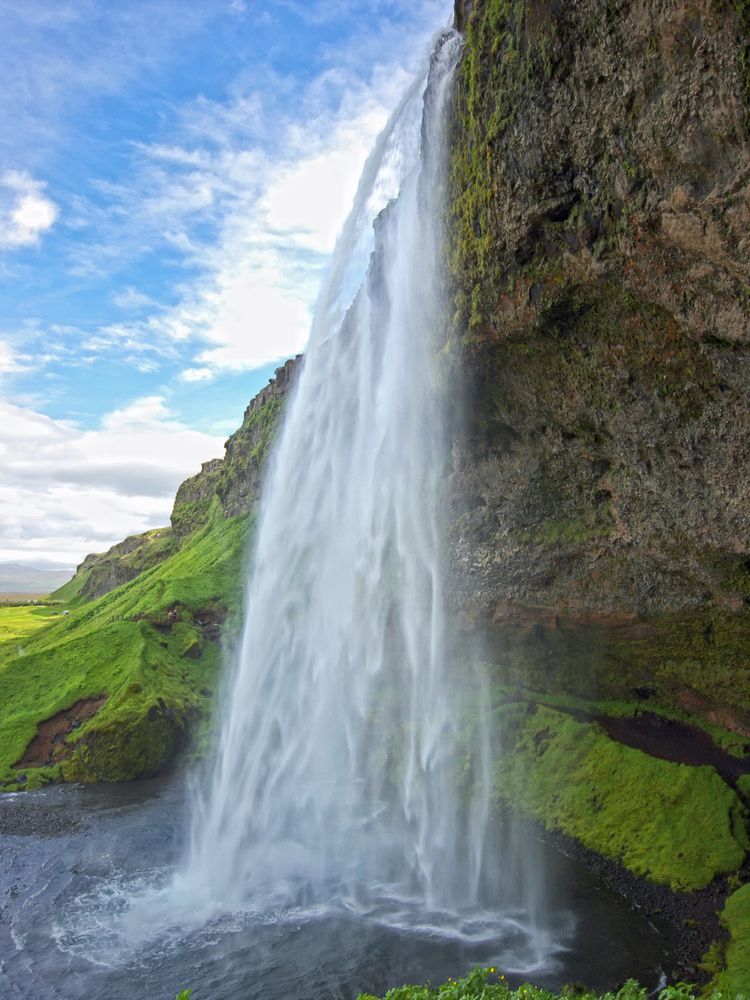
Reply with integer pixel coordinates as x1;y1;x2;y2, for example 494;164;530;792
216;355;302;517
169;355;302;527
170;458;224;543
446;0;750;726
77;528;174;600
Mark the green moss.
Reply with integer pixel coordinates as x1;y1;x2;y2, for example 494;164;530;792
708;884;750;993
494;705;747;890
522;513;613;546
449;0;534;331
217;394;284;513
171;496;217;541
0;515;250;788
519;688;750;760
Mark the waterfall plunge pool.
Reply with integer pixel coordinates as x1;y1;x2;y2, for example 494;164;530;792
0;776;676;999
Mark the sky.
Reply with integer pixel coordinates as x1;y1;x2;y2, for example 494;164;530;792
0;0;452;570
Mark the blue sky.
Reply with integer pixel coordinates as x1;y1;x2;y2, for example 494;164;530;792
0;0;452;568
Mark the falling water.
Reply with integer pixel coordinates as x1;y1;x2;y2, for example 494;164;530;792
177;26;560;967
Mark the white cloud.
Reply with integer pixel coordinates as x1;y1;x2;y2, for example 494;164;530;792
180;367;214;383
0;170;58;249
113;286;156;310
0;339;26;374
0;397;224;566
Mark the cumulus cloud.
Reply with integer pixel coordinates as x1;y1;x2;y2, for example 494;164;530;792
0;397;224;566
0;170;58;249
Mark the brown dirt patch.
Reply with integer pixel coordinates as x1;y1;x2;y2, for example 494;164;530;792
14;696;108;769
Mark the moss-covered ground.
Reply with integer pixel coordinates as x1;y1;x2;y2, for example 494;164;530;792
708;883;750;993
493;703;748;891
0;514;249;790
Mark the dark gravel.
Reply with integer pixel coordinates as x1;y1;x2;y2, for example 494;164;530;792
0;802;84;838
543;826;730;986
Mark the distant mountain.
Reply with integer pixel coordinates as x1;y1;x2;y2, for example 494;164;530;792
0;563;73;595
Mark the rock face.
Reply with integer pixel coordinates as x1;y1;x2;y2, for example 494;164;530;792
217;355;302;518
170;459;224;543
76;528;174;599
446;0;750;725
170;355;302;525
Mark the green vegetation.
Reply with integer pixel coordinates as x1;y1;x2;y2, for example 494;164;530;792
493;704;747;890
358;967;744;1000
708;884;750;993
50;568;92;605
512;687;750;760
449;0;533;331
0;514;250;789
0;603;61;645
217;394;284;514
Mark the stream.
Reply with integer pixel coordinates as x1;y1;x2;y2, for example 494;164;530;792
0;777;676;999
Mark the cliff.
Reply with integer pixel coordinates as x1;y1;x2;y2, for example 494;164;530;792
447;0;750;728
444;1;750;986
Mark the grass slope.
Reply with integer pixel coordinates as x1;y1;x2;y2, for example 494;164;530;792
0;514;250;790
494;704;748;891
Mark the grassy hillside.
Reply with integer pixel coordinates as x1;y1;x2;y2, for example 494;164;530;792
0;513;250;790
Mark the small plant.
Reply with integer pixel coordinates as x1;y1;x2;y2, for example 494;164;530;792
658;987;695;1000
176;991;192;1000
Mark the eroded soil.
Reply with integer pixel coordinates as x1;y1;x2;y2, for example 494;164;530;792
14;696;108;769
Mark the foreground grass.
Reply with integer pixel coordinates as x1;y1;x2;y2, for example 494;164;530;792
0;514;250;789
358;967;746;1000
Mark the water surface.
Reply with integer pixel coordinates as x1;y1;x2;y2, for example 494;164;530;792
0;779;675;999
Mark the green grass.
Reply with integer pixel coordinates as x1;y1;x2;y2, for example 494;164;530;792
494;704;748;890
708;883;750;994
0;604;61;646
0;514;250;789
358;967;744;1000
49;568;91;605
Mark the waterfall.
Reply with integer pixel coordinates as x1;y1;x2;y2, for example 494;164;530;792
183;27;482;911
175;29;558;969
